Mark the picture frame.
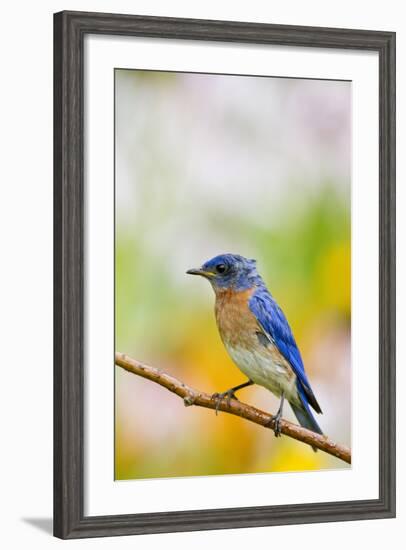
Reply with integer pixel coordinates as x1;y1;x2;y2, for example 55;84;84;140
54;10;396;539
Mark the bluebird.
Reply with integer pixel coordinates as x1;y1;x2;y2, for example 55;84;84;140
187;253;323;445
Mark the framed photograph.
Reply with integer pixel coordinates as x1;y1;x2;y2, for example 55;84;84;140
54;10;396;539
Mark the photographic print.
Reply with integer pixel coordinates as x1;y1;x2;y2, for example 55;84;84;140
115;69;351;480
54;11;395;538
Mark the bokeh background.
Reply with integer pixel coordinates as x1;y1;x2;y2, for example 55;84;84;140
115;70;351;480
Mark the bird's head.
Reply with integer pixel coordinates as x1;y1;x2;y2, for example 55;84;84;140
187;253;261;291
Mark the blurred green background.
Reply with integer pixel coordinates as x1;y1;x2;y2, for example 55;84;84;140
115;70;351;480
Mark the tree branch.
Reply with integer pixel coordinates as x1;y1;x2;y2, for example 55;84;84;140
115;351;351;465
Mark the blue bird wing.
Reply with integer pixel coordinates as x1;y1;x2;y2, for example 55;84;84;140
249;289;322;414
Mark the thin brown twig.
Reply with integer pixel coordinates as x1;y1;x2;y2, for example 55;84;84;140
115;351;351;465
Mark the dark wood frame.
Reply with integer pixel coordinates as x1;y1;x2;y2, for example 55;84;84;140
54;10;396;539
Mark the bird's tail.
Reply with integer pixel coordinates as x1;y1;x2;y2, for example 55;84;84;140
290;402;323;453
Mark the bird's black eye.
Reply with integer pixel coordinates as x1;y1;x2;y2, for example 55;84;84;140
215;263;227;274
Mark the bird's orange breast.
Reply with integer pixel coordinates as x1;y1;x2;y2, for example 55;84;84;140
214;287;259;348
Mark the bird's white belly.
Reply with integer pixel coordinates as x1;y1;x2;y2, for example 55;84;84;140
225;343;298;402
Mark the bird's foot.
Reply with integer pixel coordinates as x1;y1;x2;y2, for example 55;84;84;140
265;413;283;438
273;414;282;437
211;389;238;415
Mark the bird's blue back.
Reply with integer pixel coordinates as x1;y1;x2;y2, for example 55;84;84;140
249;286;322;414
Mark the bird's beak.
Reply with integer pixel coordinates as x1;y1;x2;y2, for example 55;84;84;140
186;268;215;278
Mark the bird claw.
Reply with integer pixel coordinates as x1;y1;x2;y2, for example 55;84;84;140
212;390;238;415
265;414;283;437
273;415;282;437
